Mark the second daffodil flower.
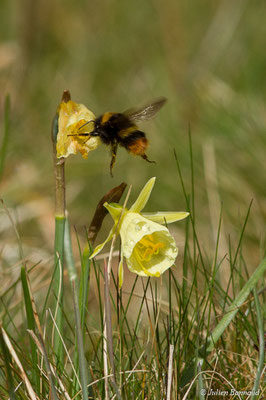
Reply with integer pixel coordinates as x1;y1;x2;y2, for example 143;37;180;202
56;97;100;159
90;177;189;287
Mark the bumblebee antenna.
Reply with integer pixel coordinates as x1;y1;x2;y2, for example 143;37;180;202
67;119;95;137
67;133;91;137
78;119;95;130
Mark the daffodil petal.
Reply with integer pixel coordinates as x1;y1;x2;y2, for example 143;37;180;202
130;177;156;213
126;229;178;277
90;225;116;259
104;202;123;224
56;100;99;159
92;177;189;282
118;252;124;288
142;211;189;224
119;212;169;259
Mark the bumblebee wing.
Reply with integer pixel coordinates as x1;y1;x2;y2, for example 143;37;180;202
124;97;167;122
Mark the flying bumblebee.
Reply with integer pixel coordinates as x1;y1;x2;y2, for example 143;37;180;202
70;97;167;176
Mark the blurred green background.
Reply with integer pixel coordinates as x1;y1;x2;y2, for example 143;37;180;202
0;0;265;269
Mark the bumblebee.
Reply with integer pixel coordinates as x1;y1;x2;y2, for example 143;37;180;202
73;97;167;176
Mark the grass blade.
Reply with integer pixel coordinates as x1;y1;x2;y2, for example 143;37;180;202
1;327;39;400
80;242;91;335
0;326;17;400
203;257;266;355
251;288;265;399
0;199;39;390
21;266;39;390
166;343;174;400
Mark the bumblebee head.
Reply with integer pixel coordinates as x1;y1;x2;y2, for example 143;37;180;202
91;119;100;133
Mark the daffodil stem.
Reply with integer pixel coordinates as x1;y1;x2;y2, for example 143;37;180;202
53;152;66;217
52;106;66;366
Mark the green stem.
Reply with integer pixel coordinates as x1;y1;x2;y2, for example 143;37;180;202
53;215;65;364
52;108;66;366
64;216;90;399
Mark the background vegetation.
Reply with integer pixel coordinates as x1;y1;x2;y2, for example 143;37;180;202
0;0;265;399
1;0;265;253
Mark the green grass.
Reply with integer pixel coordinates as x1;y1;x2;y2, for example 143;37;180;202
0;132;265;398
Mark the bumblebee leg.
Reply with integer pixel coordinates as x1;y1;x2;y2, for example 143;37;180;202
110;143;118;177
141;153;156;164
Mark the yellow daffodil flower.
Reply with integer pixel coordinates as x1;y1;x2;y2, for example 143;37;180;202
90;177;189;287
56;99;100;159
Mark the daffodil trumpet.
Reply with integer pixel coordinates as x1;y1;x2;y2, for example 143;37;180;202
90;177;189;287
56;99;100;159
67;119;95;137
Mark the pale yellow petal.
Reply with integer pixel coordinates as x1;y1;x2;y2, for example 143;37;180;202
90;225;116;259
56;100;99;159
118;252;124;288
126;230;178;277
130;177;156;213
104;202;123;224
142;211;189;224
119;212;168;259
